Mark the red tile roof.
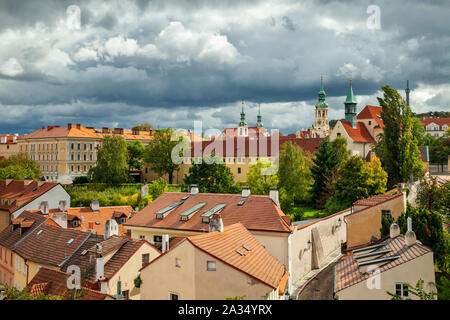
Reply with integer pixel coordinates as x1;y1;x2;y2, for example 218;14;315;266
352;192;401;207
419;118;450;130
125;192;292;233
187;223;289;290
0;135;21;144
334;235;431;292
0;180;61;213
340;121;375;143
357;105;384;128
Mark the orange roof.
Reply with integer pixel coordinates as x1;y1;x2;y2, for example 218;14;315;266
125;192;292;233
340;121;375;143
357;105;384;128
419;117;450;130
22;125;103;140
187;223;288;289
352;192;401;207
28;205;136;236
0;135;21;144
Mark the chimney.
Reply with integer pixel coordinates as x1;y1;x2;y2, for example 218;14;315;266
209;213;224;233
389;222;400;238
141;185;148;198
58;200;68;212
39;201;49;215
405;217;417;246
90;200;100;212
76;124;81;129
269;187;280;207
102;127;109;134
190;184;199;196
53;211;67;229
114;128;124;135
162;234;170;253
104;219;119;240
67;123;72;130
96;256;105;281
241;186;251;198
132;128;140;135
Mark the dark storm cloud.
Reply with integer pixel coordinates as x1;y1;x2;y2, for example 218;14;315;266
0;0;449;135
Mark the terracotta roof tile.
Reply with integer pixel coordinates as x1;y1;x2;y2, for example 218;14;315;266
353;192;401;207
357;105;384;128
340;121;375;143
419;118;450;130
125;192;292;233
187;223;288;289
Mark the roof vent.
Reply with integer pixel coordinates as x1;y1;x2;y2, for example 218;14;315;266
155;201;183;220
36;230;43;236
235;249;245;256
190;184;199;196
237;200;245;206
242;245;251;251
179;202;206;221
67;238;74;245
81;249;88;255
241;186;250;198
90;200;100;212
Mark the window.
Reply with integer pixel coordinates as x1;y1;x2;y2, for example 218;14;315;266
71;143;74;150
237;168;241;174
395;283;409;298
337;133;341;136
139;235;145;240
153;235;162;243
72;220;79;227
175;258;181;268
368;121;372;125
142;253;150;267
169;293;179;300
207;260;216;271
382;210;392;219
122;290;129;299
78;143;81;150
71;165;74;172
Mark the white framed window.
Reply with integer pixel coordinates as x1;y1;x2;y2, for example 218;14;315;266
395;283;409;298
207;260;216;271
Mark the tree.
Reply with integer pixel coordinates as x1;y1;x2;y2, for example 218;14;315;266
387;279;437;300
416;178;450;214
127;140;145;170
132;122;154;131
365;155;388;195
184;155;238;194
149;178;168;199
310;137;349;208
0;165;35;180
246;160;279;195
278;141;312;213
89;135;130;185
0;153;41;180
143;128;183;184
0;284;62;300
376;85;424;188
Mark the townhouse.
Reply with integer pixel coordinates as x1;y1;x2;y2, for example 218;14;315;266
419;118;450;137
139;222;289;300
0;134;21;159
0;179;70;231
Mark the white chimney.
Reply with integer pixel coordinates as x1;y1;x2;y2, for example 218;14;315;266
141;185;148;197
53;212;67;229
162;234;170;253
58;200;68;212
269;187;280;207
405;217;417;246
39;201;49;215
90;200;100;212
390;222;400;238
209;213;224;233
190;184;199;195
104;219;119;240
242;186;251;198
96;257;104;281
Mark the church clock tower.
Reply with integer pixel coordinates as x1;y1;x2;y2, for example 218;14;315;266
310;76;330;138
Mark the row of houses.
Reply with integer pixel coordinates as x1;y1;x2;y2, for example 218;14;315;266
0;179;436;300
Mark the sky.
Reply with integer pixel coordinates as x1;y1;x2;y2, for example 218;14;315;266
1;0;449;136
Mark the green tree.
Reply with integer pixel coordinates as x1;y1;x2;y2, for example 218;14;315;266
149;177;168;199
366;155;388;195
0;284;62;300
90;135;130;185
387;279;437;300
278;141;312;213
184;155;238;194
416;178;450;214
127;140;145;170
143;128;183;184
376;85;424;188
246;160;279;195
0;153;41;180
132;122;154;131
0;165;35;180
311;137;349;208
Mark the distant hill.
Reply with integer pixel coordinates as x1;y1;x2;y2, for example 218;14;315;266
413;111;450;118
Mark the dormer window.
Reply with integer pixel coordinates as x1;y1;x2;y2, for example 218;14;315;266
201;204;226;223
72;220;79;227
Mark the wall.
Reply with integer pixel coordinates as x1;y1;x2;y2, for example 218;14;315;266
26;260;60;287
0;143;19;159
336;252;436;300
329;121;374;158
12;184;71;219
290;209;351;285
251;230;289;267
107;242;160;300
0;246;15;288
0;210;10;232
345;194;405;248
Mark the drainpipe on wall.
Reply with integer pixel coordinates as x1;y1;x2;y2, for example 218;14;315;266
287;232;292;296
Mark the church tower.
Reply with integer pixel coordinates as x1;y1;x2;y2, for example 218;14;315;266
344;79;357;129
405;80;410;106
310;76;330;138
256;104;263;128
238;99;248;137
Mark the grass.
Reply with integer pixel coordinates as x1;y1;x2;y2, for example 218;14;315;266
292;206;329;220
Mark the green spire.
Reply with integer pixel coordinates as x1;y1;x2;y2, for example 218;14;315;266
256;104;263;128
345;78;357;104
315;75;328;109
239;99;247;127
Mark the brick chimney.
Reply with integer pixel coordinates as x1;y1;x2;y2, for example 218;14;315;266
102;127;109;133
58;200;68;212
209;213;224;233
67;123;72;130
39;201;49;215
53;211;67;229
76;124;81;129
114;128;124;135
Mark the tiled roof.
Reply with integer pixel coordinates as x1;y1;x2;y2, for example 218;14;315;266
419;117;450;130
352;192;401;207
0;180;61;213
186;136;322;157
28;205;135;236
334;235;431;292
125;192;292;233
27;267;113;300
357;105;384;128
340;121;375;143
188;223;288;290
21;125;103;140
0;135;21;144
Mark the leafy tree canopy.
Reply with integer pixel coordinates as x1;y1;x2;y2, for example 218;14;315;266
0;153;41;180
246;160;279;195
127;140;145;170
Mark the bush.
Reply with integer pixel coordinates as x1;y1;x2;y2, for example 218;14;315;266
324;197;350;214
72;176;90;184
149;178;168;199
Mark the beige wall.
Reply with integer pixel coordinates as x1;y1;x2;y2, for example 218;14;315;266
0;246;15;288
329;121;374;158
0;210;10;232
106;242;160;300
0;143;19;159
345;194;406;248
140;240;278;300
336;252;436;300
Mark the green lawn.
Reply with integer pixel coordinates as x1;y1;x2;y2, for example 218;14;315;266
289;206;328;221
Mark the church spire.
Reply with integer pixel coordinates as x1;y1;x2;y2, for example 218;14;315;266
256;103;263;128
344;79;357;129
239;99;247;127
315;75;328;109
405;80;410;106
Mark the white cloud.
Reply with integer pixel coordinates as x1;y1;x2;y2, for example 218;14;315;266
73;47;99;62
104;35;139;57
0;58;24;77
